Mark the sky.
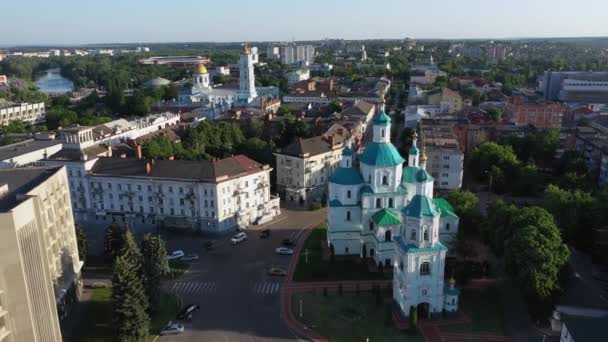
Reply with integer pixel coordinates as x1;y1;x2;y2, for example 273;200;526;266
2;0;608;46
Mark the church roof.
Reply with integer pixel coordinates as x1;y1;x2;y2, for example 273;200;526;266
409;145;419;155
402;166;434;184
372;110;391;126
403;194;437;218
195;64;208;74
433;198;459;218
329;167;364;185
395;237;448;253
372;209;402;225
360;185;373;195
444;286;460;296
359;142;405;167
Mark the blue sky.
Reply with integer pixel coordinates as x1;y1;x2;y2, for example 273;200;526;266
2;0;608;45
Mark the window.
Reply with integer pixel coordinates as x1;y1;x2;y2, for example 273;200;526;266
368;175;371;184
424;229;429;241
148;185;152;191
410;230;416;240
346;211;351;221
388;198;394;208
118;184;122;191
381;129;385;138
169;186;173;193
399;260;404;271
347;190;351;199
180;199;185;205
385;230;392;242
369;222;374;231
382;176;388;185
376;198;381;208
137;185;141;191
148;196;153;202
179;187;183;193
446;223;450;231
127;184;131;191
138;196;143;202
422;288;428;296
420;262;431;275
345;247;349;253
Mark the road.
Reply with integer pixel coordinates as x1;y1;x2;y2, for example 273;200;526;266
158;208;325;342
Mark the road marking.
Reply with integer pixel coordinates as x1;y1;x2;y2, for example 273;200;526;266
253;282;281;295
172;281;217;294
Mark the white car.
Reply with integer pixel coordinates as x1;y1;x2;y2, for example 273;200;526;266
160;322;184;335
275;247;294;255
166;250;185;261
231;232;248;244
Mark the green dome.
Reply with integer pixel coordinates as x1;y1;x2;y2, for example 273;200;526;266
373;110;391;126
359;142;405;167
409;146;419;155
342;146;354;156
416;169;429;182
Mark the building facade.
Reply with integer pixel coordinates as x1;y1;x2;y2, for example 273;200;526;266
0;102;46;125
274;135;344;204
326;98;459;318
0;166;82;342
505;96;565;128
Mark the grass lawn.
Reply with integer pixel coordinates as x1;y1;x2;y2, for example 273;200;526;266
293;226;388;282
440;285;506;336
72;288;180;342
292;292;423;342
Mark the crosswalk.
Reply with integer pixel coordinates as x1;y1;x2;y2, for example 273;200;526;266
253;282;281;295
170;281;217;294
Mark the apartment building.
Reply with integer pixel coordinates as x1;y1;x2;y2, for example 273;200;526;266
420;122;464;191
426;88;463;114
274;134;345;204
573;126;608;186
505;96;565;128
0;101;46;125
0;166;82;342
0;134;63;168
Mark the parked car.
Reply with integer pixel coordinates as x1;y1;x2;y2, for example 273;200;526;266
275;247;294;255
166;250;185;261
260;229;270;238
160;322;184;335
268;267;287;276
231;232;248;244
281;238;295;247
177;304;200;320
181;253;199;262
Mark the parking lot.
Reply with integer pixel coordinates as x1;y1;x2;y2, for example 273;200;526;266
158;208;325;342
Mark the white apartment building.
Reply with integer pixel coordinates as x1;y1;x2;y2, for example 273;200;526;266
274;135;344;204
287;69;311;85
0;166;82;342
280;46;295;64
421;124;464;191
296;45;315;64
267;46;280;59
78;155;279;232
0;102;46;125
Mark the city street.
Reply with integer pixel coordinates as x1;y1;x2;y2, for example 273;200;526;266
158;208;325;342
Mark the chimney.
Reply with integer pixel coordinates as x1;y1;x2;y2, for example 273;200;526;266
146;161;151;175
136;144;143;159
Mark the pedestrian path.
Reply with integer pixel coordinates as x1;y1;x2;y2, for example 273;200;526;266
253;282;281;295
171;281;217;294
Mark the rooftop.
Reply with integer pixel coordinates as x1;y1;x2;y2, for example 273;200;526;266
0;167;62;212
0;139;62;161
562;315;608;342
278;135;343;158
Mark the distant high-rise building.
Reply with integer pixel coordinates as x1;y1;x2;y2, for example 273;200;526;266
486;46;507;63
280;46;295;64
266;46;280;59
294;45;314;64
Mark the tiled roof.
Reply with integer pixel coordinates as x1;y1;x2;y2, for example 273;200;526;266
433;198;458;218
359;143;405;167
340;101;374;117
372;209;402;225
329;167;364;185
90;155;268;183
403;194;437;218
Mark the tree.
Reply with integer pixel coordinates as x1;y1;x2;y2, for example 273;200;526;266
276;105;291;116
447;190;482;236
143;136;175;159
504;207;570;300
75;224;88;262
111;254;150;341
483;200;519;254
486;107;502;122
104;222;125;261
141;234;170;309
544;184;594;250
328;100;342;113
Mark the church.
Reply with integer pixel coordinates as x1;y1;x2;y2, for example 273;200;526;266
327;95;460;317
179;42;258;108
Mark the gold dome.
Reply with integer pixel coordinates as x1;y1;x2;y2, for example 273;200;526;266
243;41;250;55
195;64;208;74
420;150;428;163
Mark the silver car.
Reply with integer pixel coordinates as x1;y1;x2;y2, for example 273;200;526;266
160;322;184;335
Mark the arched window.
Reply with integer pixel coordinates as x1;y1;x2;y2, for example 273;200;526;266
368;175;371;184
376;198;382;208
381;129;385;138
410;230;416;240
388;198;394;208
346;211;351;221
424;229;429;241
420;262;431;275
369;222;374;231
385;230;392;242
399;259;404;271
446;223;451;231
346;160;350;167
347;190;351;199
382;176;388;185
452;298;455;305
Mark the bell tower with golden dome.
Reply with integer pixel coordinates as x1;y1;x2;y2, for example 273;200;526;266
193;63;210;90
237;41;258;105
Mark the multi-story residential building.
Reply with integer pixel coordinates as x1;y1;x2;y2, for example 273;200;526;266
274;134;345;204
542;71;608;103
0;101;46;125
505;96;565;128
280;46;295;65
0;134;63;168
287;69;310;85
420;123;464;191
266;46;280;59
486;45;507;63
573;126;608;186
295;45;314;64
0;166;82;342
426;88;463;114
